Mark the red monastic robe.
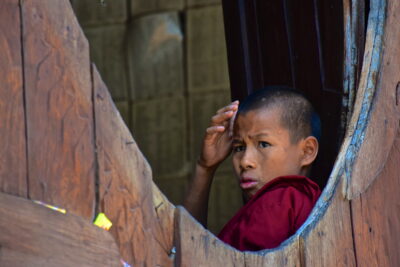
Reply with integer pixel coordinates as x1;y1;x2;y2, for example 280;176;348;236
218;175;321;251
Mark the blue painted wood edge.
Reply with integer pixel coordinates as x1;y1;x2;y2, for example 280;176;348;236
296;0;387;241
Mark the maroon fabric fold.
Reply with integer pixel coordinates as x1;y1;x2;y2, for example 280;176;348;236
217;175;321;251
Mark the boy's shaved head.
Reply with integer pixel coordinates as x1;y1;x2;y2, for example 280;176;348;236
237;86;321;143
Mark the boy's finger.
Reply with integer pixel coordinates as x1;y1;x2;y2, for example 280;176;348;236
216;101;239;114
206;125;225;135
211;110;235;125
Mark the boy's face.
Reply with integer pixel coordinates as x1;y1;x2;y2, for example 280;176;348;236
232;107;307;199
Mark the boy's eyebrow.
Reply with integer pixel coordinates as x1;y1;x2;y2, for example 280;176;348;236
253;133;269;138
232;133;270;142
232;139;243;144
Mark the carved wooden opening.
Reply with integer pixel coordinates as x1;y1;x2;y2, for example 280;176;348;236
1;0;400;266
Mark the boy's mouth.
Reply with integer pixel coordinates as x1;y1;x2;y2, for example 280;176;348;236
239;177;258;189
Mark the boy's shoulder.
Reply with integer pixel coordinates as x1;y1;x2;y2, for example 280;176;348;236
218;176;321;251
253;175;321;204
240;175;321;221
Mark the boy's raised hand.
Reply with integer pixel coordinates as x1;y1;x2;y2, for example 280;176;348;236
184;100;239;226
198;101;239;170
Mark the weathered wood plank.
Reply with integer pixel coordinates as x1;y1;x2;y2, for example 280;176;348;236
0;191;120;267
0;0;27;197
152;183;176;263
348;0;400;199
22;0;95;219
351;128;400;266
244;238;301;267
93;65;175;266
301;179;356;267
175;206;244;266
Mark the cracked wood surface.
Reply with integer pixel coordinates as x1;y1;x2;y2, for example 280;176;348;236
93;65;174;267
174;206;244;266
351;127;400;266
301;179;356;267
0;191;121;266
22;0;95;219
0;0;27;197
1;0;400;266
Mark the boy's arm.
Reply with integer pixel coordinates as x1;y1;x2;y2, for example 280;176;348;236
183;101;238;226
183;162;216;226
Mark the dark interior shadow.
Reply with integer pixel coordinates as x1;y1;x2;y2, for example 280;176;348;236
222;0;370;189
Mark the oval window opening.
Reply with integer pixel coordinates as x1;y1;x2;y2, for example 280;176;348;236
216;0;374;252
223;0;368;190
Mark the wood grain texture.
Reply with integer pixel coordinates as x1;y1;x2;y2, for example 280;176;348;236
301;179;356;267
0;191;120;267
93;65;175;267
0;0;27;197
348;0;400;199
22;0;95;219
244;238;301;267
175;206;244;267
351;128;400;266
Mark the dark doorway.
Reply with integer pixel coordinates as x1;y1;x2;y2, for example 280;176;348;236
222;0;346;188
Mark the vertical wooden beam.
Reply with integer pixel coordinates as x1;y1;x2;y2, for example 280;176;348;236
21;0;95;219
0;0;27;197
93;65;175;266
347;0;399;199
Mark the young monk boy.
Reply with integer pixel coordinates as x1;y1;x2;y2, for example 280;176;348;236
183;86;322;251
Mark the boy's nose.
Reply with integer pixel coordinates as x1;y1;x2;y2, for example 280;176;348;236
240;148;256;170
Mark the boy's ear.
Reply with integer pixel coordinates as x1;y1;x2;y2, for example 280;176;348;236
300;136;319;167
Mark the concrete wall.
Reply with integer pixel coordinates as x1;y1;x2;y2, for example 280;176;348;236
71;0;242;233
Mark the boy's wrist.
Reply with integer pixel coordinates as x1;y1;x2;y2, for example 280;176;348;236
196;158;218;174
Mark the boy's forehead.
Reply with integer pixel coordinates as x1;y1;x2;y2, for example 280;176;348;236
234;106;286;132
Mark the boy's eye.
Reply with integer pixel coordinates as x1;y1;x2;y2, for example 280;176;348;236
259;141;271;148
233;145;245;153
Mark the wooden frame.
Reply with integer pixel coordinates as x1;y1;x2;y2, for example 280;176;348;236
1;0;400;266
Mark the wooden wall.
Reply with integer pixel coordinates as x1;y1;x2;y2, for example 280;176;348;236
1;0;400;266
